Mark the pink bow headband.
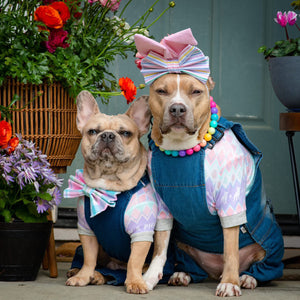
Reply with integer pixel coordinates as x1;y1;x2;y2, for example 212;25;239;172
134;28;210;85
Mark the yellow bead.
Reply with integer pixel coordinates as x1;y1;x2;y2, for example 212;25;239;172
204;133;212;141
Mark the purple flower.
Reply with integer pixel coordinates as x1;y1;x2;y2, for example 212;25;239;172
35;197;51;214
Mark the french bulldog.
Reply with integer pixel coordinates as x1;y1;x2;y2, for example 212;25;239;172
146;73;284;297
65;91;172;294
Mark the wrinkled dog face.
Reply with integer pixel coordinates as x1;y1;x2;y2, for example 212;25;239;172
81;113;141;169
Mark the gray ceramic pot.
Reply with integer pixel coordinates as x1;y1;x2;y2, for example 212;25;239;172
268;56;300;111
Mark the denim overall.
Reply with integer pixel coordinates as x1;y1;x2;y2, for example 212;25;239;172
70;174;175;285
149;117;284;283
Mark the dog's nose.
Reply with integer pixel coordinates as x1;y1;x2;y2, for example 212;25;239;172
100;131;115;143
169;103;186;117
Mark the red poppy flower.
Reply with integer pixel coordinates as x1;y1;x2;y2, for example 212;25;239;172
7;137;19;154
0;120;12;148
49;1;71;24
34;6;63;29
119;77;137;104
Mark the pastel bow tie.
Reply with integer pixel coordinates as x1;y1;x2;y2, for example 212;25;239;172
63;169;120;217
134;28;210;84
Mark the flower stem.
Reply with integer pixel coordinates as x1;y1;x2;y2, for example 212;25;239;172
295;23;300;31
145;5;172;29
285;26;290;40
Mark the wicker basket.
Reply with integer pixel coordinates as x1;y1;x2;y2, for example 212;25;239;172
0;78;81;173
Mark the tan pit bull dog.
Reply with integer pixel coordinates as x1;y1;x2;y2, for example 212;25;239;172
134;29;284;297
64;91;173;293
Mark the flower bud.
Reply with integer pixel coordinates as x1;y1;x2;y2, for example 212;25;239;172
169;1;175;7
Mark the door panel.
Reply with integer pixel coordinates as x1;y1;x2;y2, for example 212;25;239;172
61;0;300;215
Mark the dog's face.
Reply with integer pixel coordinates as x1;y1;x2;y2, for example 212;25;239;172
76;91;151;191
81;113;141;169
149;74;215;150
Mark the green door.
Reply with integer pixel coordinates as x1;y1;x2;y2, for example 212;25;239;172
61;0;300;217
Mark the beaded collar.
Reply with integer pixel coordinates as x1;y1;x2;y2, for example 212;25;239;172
157;96;219;157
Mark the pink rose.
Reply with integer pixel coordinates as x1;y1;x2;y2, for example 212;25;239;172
88;0;121;11
274;11;288;27
287;11;297;26
45;28;69;53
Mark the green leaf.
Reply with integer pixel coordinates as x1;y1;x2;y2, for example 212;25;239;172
0;209;12;223
37;192;53;201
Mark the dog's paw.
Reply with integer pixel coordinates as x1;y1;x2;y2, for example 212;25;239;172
125;279;149;294
66;268;80;278
168;272;191;286
90;271;107;285
240;275;257;289
66;271;105;287
143;269;162;291
215;283;242;297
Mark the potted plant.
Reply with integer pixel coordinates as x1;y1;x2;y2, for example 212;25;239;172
0;119;63;281
0;0;175;172
258;1;300;111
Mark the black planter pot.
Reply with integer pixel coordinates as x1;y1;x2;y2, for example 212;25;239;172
0;221;52;281
268;56;300;112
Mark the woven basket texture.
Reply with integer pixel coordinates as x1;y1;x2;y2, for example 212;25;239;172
0;78;81;173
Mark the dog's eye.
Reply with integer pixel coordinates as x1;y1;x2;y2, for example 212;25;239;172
119;131;132;138
192;90;203;95
156;89;167;95
88;129;98;135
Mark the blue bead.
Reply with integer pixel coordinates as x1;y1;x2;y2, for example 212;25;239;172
210;120;218;128
165;150;172;155
211;114;218;121
172;151;179;157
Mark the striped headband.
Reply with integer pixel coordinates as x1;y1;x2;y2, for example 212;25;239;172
134;28;210;85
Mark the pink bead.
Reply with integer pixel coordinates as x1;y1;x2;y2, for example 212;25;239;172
210;101;216;108
193;144;201;152
210;96;213;101
186;148;194;155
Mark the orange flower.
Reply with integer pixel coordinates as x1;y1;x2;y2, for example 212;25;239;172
119;77;137;104
7;137;19;154
0;120;12;148
34;6;63;29
50;2;71;24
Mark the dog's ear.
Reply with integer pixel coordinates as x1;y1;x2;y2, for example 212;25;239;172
76;90;100;133
126;95;151;137
207;76;215;91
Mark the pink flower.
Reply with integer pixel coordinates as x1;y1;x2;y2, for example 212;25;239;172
88;0;121;11
45;28;69;53
274;11;288;27
287;11;297;26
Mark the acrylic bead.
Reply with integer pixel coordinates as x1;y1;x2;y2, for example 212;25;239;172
179;150;186;157
200;140;207;147
204;133;212;141
211;107;218;114
193;144;201;152
210;101;216;108
165;150;171;155
211;114;218;121
172;151;179;157
208;127;215;135
210;120;218;128
186;148;194;155
210;96;214;101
